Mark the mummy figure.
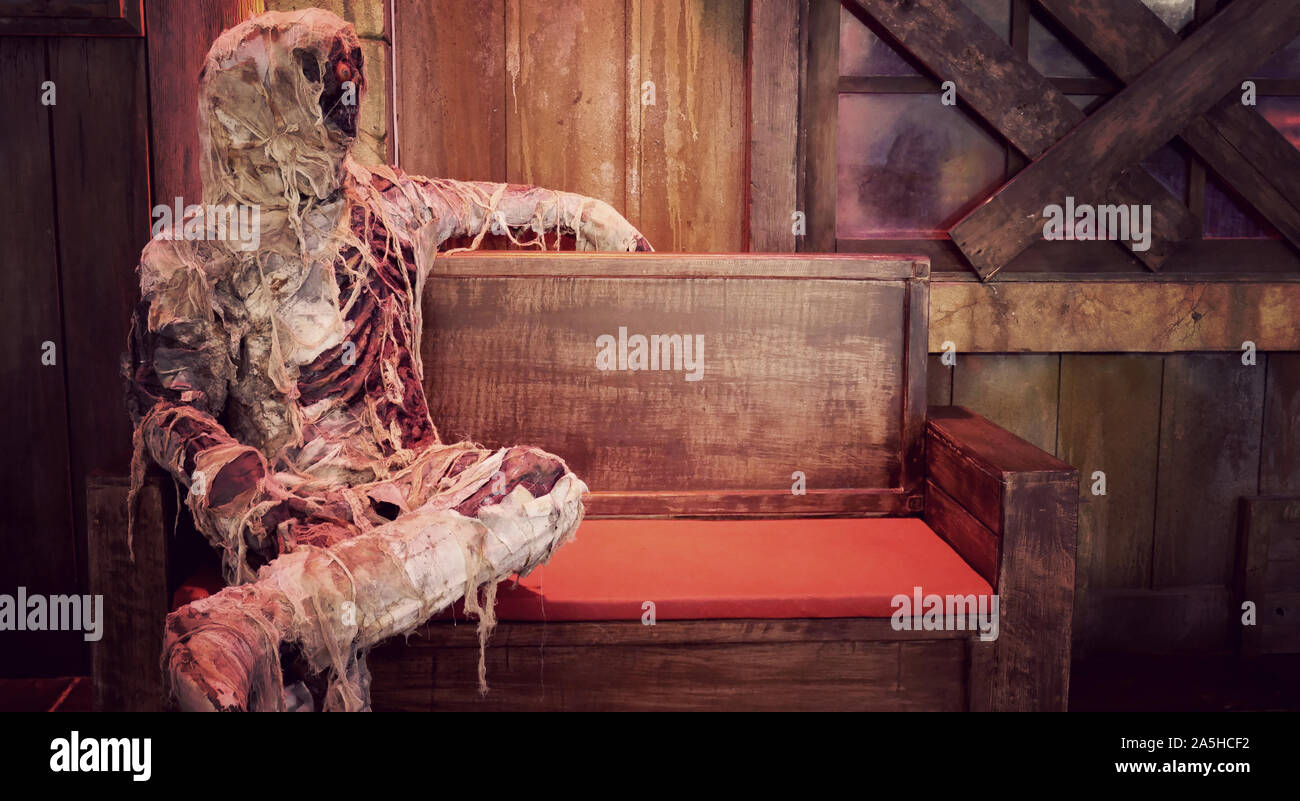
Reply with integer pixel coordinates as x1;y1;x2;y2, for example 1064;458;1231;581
124;9;650;711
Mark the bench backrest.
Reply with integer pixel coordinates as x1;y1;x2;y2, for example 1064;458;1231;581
421;253;929;517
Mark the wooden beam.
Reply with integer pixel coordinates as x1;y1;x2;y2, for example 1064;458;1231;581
798;0;839;252
747;0;802;252
930;276;1300;352
951;0;1300;278
846;0;1197;272
1036;0;1300;253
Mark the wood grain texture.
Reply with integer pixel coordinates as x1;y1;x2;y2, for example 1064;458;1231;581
925;406;1076;533
50;35;151;623
506;0;626;206
950;0;1300;277
1153;354;1265;588
396;0;508;180
1058;355;1162;590
846;0;1196;273
369;633;967;711
88;474;169;711
145;0;263;205
924;479;1000;587
388;617;977;649
925;406;1077;710
799;0;838;252
951;353;1059;453
1238;497;1300;655
422;260;928;513
0;38;79;678
637;0;746;252
1261;353;1300;495
987;473;1076;710
1057;355;1163;657
747;0;801;252
929;278;1300;352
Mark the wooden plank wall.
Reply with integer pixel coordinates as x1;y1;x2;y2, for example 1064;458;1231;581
0;32;151;678
929;351;1300;657
393;0;748;253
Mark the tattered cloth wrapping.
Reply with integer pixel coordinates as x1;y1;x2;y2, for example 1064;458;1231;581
123;9;650;711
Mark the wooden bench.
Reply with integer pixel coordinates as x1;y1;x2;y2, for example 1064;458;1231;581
90;252;1077;711
366;252;1079;711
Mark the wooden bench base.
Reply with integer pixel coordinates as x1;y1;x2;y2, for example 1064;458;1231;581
368;619;982;711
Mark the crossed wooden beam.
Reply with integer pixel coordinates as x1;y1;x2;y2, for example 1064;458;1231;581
847;0;1300;280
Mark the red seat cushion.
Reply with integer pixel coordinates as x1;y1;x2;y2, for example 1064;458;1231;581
172;518;993;622
490;517;993;621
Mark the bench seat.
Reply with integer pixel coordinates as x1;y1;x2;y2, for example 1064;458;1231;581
172;517;993;622
491;518;992;621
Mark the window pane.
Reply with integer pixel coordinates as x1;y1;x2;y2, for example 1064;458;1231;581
1204;175;1276;238
837;94;1006;237
840;4;918;77
840;0;1009;78
1259;95;1300;148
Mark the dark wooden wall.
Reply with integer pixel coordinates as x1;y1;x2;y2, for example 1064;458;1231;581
0;32;150;677
927;350;1300;655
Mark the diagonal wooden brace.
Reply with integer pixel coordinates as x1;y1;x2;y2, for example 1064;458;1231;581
950;0;1300;279
1037;0;1300;254
847;0;1199;275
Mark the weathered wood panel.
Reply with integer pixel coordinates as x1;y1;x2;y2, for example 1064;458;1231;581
747;0;801;252
1238;496;1300;655
423;259;926;513
1153;354;1266;587
1058;355;1163;656
390;617;975;649
370;637;966;711
926;407;1077;710
951;354;1059;453
1080;585;1233;653
637;0;746;251
924;479;1000;586
1058;355;1163;590
50;35;152;616
0;38;79;678
87;475;169;711
1261;353;1300;495
930;278;1300;352
505;0;627;207
395;0;505;181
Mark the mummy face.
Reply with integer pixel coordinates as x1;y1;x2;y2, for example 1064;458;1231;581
196;10;367;208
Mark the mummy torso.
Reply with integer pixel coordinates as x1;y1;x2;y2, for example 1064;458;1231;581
218;188;438;485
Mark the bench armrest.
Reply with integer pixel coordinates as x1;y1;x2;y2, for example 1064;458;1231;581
923;406;1078;711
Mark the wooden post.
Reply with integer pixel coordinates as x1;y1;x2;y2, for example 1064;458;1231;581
87;472;171;712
